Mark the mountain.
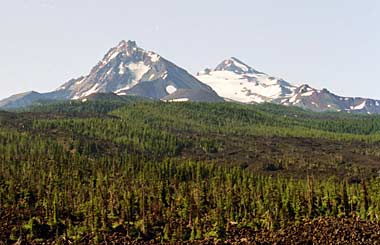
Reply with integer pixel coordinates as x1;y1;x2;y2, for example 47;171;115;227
196;57;297;104
0;90;72;109
1;42;380;114
197;58;380;114
0;40;221;109
0;91;43;109
275;85;380;114
56;40;217;100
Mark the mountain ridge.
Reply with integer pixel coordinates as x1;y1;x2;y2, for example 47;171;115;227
1;41;379;114
196;57;380;114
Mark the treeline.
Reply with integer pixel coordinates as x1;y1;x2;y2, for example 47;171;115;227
19;100;380;135
28;101;380;145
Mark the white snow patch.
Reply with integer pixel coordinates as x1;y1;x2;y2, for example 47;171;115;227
106;67;113;75
169;98;189;102
115;86;131;94
119;62;126;75
105;50;120;63
289;94;298;103
301;91;314;97
127;62;150;81
196;70;296;104
166;85;177;94
81;83;101;97
113;62;150;94
148;52;160;62
75;77;86;85
351;100;366;110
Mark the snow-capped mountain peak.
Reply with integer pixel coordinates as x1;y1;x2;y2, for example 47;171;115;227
1;40;380;114
196;58;380;114
114;40;138;53
99;40;161;67
118;40;137;48
50;40;216;100
214;57;261;74
196;58;296;103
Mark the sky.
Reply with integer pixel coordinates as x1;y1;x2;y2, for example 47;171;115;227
1;0;380;100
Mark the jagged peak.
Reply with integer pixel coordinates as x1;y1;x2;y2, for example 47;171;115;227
101;40;141;64
229;57;250;69
299;84;311;89
117;40;138;49
297;84;314;92
214;57;261;74
99;40;162;65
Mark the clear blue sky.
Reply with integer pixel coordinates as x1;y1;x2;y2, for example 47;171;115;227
1;0;379;100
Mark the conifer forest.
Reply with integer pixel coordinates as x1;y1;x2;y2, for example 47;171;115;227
1;98;380;243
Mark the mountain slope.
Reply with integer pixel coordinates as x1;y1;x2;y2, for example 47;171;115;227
0;90;71;109
0;91;43;109
161;89;224;102
0;40;221;109
276;85;380;114
196;57;297;103
57;40;217;100
197;58;380;114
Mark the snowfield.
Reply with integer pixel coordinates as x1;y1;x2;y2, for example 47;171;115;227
197;58;296;103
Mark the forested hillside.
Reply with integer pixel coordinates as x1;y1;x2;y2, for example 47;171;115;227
1;100;380;243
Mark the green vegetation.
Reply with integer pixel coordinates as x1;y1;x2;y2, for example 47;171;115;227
1;100;380;243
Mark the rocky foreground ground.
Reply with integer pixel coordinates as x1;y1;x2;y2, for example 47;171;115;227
12;217;374;244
